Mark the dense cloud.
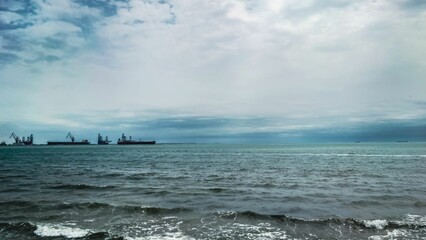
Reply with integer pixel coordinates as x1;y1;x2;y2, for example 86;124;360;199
0;0;425;143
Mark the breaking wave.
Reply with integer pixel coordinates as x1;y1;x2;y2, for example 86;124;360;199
0;222;116;239
216;211;426;230
1;213;425;240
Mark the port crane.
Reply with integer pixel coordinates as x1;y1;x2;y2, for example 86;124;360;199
8;132;33;145
66;132;75;142
9;132;21;144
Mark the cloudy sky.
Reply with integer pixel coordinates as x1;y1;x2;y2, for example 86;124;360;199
0;0;425;143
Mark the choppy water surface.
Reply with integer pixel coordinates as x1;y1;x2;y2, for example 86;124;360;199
0;143;425;239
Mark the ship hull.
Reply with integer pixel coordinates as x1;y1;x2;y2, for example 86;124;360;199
117;141;156;145
47;142;90;145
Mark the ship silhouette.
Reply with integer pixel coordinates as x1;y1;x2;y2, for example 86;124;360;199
117;133;155;145
47;132;90;145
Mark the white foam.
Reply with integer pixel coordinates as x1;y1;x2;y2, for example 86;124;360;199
122;217;193;240
34;224;90;238
368;229;409;240
125;232;195;240
368;215;426;239
363;219;388;230
231;223;288;239
403;214;426;226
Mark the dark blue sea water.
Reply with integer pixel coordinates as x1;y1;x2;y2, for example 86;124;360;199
0;143;425;239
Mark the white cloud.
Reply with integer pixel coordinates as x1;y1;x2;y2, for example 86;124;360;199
21;20;82;38
33;0;100;20
0;0;29;12
1;0;425;137
0;11;23;24
117;0;173;23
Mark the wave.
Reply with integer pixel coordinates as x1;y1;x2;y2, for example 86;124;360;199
55;202;112;210
125;172;158;180
207;187;228;193
0;200;36;208
2;199;425;231
215;211;426;230
348;199;383;207
414;201;426;207
130;206;191;215
0;222;36;233
54;202;192;215
0;201;192;217
124;173;189;181
0;214;425;239
47;184;118;190
91;172;125;178
252;183;277;188
142;189;172;196
0;174;26;179
3;200;425;231
0;222;116;239
0;222;189;239
34;223;91;238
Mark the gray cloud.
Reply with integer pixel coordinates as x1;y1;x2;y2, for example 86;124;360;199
0;0;37;14
0;0;103;65
0;52;19;64
399;0;426;9
0;0;425;143
72;0;121;17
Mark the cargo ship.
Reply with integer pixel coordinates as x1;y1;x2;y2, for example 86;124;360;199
10;132;33;146
117;133;155;145
97;133;111;145
47;132;90;145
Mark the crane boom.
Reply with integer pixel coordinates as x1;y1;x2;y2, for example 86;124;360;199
66;132;75;142
9;132;20;143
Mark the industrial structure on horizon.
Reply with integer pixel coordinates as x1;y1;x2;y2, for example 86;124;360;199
8;132;33;146
117;133;156;145
1;132;155;146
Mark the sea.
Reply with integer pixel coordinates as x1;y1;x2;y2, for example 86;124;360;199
0;143;425;240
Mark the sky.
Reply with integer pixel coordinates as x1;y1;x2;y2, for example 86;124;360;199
0;0;425;143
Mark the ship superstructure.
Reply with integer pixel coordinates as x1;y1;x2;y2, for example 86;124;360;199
117;133;155;145
9;132;33;145
98;133;111;145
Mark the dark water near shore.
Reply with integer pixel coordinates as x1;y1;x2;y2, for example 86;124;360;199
0;143;425;239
